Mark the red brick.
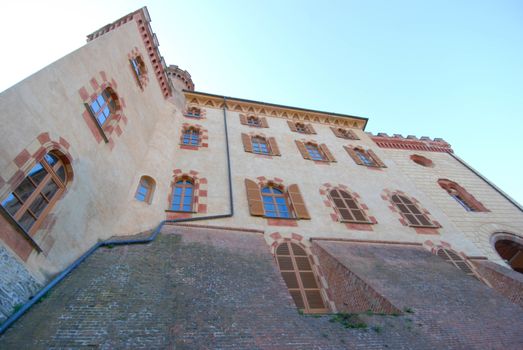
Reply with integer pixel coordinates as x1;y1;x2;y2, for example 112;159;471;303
37;132;51;145
14;149;31;167
78;87;89;101
90;78;99;91
59;137;70;149
267;219;298;227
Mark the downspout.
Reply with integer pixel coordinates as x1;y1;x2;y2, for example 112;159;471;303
0;96;234;335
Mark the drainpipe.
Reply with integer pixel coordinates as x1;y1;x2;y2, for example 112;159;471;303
0;96;234;335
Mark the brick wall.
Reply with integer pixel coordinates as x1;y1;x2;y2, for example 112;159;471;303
471;259;523;307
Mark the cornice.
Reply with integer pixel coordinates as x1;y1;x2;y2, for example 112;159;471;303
368;132;453;153
86;7;172;99
184;91;367;130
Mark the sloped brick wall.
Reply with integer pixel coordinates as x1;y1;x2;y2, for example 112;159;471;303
471;259;523;307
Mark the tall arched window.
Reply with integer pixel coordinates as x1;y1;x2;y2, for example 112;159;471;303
329;189;369;223
182;127;200;146
1;152;69;234
276;242;328;314
251;136;270;155
438;179;487;212
88;88;119;127
305;143;325;161
261;185;290;218
391;194;435;227
436;248;475;276
135;176;155;204
171;178;194;212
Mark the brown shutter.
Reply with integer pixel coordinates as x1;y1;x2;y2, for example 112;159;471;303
330;127;342;138
348;130;360;140
260;117;269;128
288;184;310;219
367;149;387;168
319;144;336;162
245;179;264;216
306;124;317;134
239;114;248;125
287;120;297;132
295;140;311;159
268;137;281;156
241;133;253;153
344;146;364;165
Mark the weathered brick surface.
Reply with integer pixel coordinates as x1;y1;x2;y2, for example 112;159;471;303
471;259;523;307
1;226;441;349
314;240;523;349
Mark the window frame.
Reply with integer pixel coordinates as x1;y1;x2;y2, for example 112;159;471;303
251;136;271;155
134;176;155;204
261;185;292;218
181;127;201;146
185;107;201;118
328;188;371;224
391;193;437;228
305;143;326;161
170;178;195;212
88;88;118;128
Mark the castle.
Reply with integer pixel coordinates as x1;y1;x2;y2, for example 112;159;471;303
0;7;522;349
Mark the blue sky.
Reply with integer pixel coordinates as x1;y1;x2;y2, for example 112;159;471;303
2;0;522;205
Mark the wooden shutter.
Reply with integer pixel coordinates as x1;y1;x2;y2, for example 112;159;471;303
295;140;311;160
244;179;264;216
288;184;310;219
241;133;253;153
344;146;364;165
306;124;317;134
268;137;281;156
330;127;342;138
367;149;387;168
319;144;336;162
348;130;360;140
239;114;248;125
287;120;298;132
260;117;269;128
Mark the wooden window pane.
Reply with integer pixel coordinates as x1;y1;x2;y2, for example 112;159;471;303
300;272;318;288
352;210;367;222
14;177;36;203
291;243;307;256
295;257;312;270
281;272;299;288
277;256;293;270
19;211;36;231
29;194;48;218
290;290;305;309
305;290;326;309
277;243;290;255
1;194;22;216
338;209;353;221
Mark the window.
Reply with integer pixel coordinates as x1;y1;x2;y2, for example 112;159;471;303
130;55;146;81
437;179;488;212
436;248;476;276
88;88;119;127
494;236;523;274
1;152;68;234
135;176;155;204
170;178;194;212
182;127;200;146
305;143;325;161
239;114;268;127
288;121;316;134
295;141;336;162
391;194;436;227
252;137;270;155
276;242;328;314
261;186;291;218
331;127;359;140
410;154;434;167
344;146;386;168
241;134;281;156
329;189;370;223
185;107;201;118
244;179;310;219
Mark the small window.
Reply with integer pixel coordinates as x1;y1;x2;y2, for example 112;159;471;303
345;146;386;168
331;127;359;140
411;154;434;167
240;114;268;127
305;143;325;161
88;88;118;127
135;176;155;204
186;107;201;118
329;189;370;223
252;137;270;155
391;194;436;228
355;149;374;166
262;186;291;218
248;116;261;127
494;238;523;274
436;248;475;276
438;179;487;212
276;242;328;314
288;121;315;134
182;127;200;146
130;55;146;80
1;152;68;235
296;123;306;133
171;178;194;212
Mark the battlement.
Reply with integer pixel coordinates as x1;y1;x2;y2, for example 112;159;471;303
166;65;195;91
366;132;453;153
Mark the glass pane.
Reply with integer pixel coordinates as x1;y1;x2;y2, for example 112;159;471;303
103;106;110;118
265;211;277;217
96;94;105;106
264;203;275;211
281;272;299;288
261;187;271;193
182;205;192;212
346;200;359;209
277;204;288;212
272;188;283;194
19;211;36;231
28;163;48;185
29;194;48;218
135;191;146;201
97;114;107;126
338;209;352;220
172;196;181;205
279;211;290;218
55;166;67;183
42;178;59;200
263;196;273;203
1;193;22;216
14;177;37;202
300;272;318;288
332;197;345;207
183;195;192;205
275;197;286;204
185;187;193;194
90;100;100;113
353;210;367;222
44;153;59;166
174;187;183;195
408;204;421;214
137;185;148;196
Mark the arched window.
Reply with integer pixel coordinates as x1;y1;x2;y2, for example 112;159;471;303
171;178;194;212
247;116;261;127
305;143;325;161
130;55;146;80
391;194;435;227
438;179;487;212
329;189;369;223
494;237;523;274
276;242;328;313
436;248;475;276
252;136;270;155
88;88;119;127
261;185;291;218
182;127;200;146
135;176;155;204
1;152;69;234
410;154;434;167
